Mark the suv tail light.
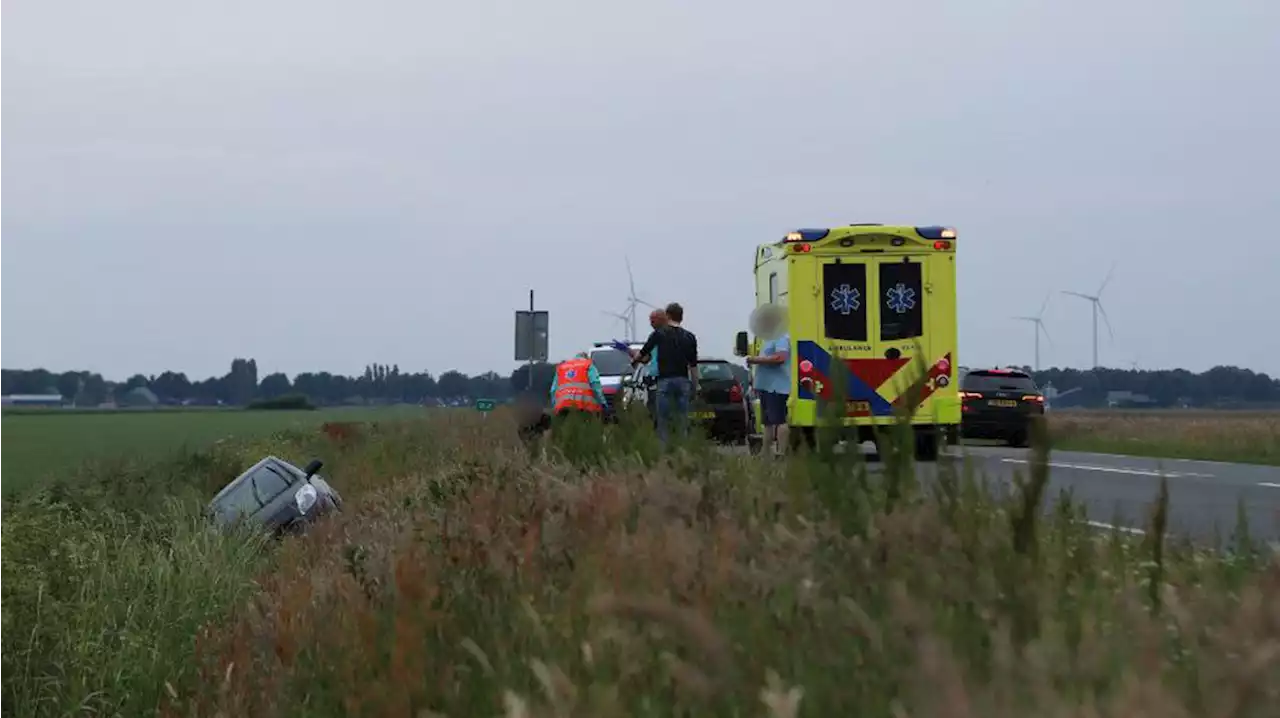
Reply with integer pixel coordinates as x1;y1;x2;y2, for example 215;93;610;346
729;383;743;403
960;391;981;400
1022;394;1044;404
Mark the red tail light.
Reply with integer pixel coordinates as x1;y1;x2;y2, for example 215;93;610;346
960;391;981;400
1022;394;1044;403
729;383;743;402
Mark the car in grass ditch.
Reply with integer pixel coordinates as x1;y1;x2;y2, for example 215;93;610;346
960;367;1045;447
208;456;342;536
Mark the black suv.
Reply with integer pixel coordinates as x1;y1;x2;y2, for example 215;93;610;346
959;368;1045;447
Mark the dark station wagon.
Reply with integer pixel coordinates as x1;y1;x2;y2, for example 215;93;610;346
208;456;343;536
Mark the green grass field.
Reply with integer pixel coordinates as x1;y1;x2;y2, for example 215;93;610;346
0;405;431;494
6;407;1277;497
3;408;1276;717
1048;409;1280;465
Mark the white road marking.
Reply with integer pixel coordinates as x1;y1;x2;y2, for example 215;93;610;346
1085;520;1146;536
999;458;1214;479
1259;482;1280;489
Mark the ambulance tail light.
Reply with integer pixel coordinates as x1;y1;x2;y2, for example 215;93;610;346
933;240;953;251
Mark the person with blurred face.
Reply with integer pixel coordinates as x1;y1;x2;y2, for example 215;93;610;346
746;304;790;456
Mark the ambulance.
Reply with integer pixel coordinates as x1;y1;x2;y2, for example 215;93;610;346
734;224;960;460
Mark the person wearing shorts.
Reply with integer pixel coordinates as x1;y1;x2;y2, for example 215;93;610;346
746;306;790;456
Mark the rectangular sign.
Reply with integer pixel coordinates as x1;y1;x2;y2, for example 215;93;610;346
514;310;549;362
475;398;497;412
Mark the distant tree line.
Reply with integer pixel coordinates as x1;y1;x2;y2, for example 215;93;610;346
1;359;559;408
1028;365;1280;408
3;361;1277;409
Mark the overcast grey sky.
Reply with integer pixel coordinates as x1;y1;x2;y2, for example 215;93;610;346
4;0;1279;381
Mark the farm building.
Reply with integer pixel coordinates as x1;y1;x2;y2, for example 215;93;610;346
1;394;65;407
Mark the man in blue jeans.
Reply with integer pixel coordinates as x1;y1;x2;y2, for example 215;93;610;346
633;302;698;445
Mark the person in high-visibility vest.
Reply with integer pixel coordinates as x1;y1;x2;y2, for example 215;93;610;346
547;352;609;441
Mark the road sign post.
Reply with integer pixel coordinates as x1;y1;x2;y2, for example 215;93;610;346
475;398;496;418
515;290;549;395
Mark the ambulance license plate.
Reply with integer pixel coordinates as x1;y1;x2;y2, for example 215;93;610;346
990;399;1017;408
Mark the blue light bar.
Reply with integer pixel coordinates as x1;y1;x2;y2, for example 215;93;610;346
915;226;958;240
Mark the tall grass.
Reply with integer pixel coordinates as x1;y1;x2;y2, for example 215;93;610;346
2;408;1277;717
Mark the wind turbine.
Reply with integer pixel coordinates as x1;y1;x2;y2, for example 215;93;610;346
601;309;630;340
1013;294;1053;372
1061;263;1116;369
623;256;660;342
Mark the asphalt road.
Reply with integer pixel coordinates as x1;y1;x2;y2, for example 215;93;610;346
730;442;1280;544
935;445;1280;544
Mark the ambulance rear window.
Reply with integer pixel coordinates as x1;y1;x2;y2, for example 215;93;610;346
880;261;924;341
822;262;868;341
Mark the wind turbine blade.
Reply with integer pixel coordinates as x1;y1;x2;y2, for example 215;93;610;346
625;256;637;296
1040;321;1053;345
635;298;661;310
1037;293;1051;318
1098;262;1116;296
1060;290;1095;301
1097;301;1116;341
1012;316;1037;322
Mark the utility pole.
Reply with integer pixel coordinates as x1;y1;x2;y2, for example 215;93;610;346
527;290;535;392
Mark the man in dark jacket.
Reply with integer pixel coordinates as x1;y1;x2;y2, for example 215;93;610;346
632;302;698;445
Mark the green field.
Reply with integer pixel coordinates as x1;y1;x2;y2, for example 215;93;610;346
3;408;1276;717
0;405;431;494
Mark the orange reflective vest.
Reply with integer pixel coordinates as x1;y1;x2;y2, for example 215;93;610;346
552;358;604;414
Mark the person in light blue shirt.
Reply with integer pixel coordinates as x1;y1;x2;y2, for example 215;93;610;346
615;309;669;424
746;305;790;456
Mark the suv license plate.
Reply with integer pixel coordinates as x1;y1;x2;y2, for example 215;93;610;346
989;399;1017;408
